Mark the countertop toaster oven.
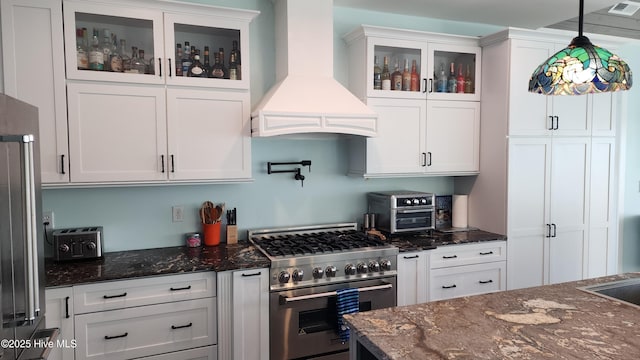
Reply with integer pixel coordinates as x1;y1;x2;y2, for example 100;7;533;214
368;191;436;234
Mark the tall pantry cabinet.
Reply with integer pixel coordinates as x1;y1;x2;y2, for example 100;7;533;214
467;28;623;290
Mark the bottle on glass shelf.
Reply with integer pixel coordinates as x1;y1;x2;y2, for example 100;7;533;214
229;53;239;80
188;53;207;77
182;41;191;76
76;28;89;70
128;46;143;74
391;59;402;90
203;46;211;74
209;52;225;78
456;64;465;93
436;63;447;92
100;29;113;71
120;39;131;72
402;59;411;91
447;62;456;93
229;40;241;80
381;56;391;90
109;34;122;72
218;48;229;79
464;64;473;93
89;29;104;71
373;55;382;90
175;44;183;76
410;59;419;91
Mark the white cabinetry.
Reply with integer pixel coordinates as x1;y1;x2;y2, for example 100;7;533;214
471;28;623;290
396;252;428;306
428;241;506;301
71;272;217;360
45;287;75;360
1;0;69;184
345;25;481;177
217;268;269;360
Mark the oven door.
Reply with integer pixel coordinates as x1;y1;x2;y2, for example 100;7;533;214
392;208;435;232
270;276;396;360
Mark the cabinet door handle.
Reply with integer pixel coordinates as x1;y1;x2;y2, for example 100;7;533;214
426;78;431;93
170;285;191;291
104;332;128;340
479;279;494;284
160;155;165;173
241;272;262;277
103;292;127;299
65;296;70;319
170;154;175;173
403;255;419;259
442;284;457;289
60;154;65;175
421;152;427;167
546;224;551;238
427;152;432;166
551;223;557;238
171;322;193;330
479;251;494;255
168;58;172;77
548;115;554;130
442;255;457;259
158;57;162;77
553;116;559;130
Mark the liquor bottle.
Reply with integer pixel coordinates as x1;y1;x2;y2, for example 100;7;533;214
89;29;104;71
175;44;183;76
436;63;447;92
410;59;419;91
188;53;207;77
402;59;411;91
229;40;241;80
228;53;238;80
203;46;211;74
456;64;465;93
447;62;456;93
391;59;402;90
101;29;113;71
381;56;391;90
373;56;382;90
464;64;473;94
182;41;191;76
109;34;123;72
209;52;225;78
120;39;131;72
76;28;89;70
129;46;145;74
218;48;229;79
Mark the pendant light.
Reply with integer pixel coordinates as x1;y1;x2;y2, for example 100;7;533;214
528;0;633;95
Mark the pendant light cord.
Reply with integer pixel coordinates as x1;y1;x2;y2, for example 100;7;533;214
579;0;584;37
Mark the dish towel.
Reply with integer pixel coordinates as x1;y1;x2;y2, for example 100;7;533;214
336;288;359;344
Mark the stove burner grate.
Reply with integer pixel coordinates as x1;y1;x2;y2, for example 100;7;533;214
252;230;386;257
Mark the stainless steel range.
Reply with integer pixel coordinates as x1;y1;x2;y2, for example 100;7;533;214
249;223;398;360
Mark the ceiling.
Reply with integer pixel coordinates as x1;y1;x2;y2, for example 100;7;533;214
334;0;640;40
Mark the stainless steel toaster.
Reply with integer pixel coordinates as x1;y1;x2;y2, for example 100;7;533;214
52;226;103;261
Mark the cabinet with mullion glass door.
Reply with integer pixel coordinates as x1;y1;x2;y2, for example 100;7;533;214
63;0;252;89
427;42;481;101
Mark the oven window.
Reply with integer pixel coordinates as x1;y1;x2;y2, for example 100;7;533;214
396;212;433;229
298;300;373;334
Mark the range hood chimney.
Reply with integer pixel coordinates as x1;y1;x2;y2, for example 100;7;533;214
251;0;378;137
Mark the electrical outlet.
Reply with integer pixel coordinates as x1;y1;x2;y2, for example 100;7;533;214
172;206;184;222
43;210;54;228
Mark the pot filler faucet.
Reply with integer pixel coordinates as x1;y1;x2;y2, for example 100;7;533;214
267;160;311;187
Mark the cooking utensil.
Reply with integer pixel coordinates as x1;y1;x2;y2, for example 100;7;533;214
200;201;221;224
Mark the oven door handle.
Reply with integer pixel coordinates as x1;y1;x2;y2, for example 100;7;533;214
396;208;433;214
280;283;393;303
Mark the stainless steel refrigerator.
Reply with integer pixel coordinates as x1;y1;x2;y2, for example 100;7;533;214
1;94;57;359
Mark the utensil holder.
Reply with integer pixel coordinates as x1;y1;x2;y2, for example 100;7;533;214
203;222;221;246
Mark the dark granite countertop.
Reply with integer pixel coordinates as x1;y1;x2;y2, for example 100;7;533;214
389;229;506;252
45;242;270;287
345;273;640;359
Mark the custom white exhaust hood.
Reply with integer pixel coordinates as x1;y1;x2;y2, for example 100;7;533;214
251;0;378;137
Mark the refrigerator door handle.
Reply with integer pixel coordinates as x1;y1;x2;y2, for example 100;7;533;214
21;134;38;322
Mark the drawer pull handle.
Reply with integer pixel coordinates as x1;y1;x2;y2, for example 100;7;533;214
171;322;193;330
479;251;494;255
241;272;262;277
103;292;127;299
170;285;192;291
479;279;494;284
104;332;128;340
442;284;457;289
442;255;457;259
403;255;419;259
65;296;70;319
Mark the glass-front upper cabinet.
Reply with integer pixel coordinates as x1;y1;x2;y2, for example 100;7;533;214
63;0;255;89
427;43;481;101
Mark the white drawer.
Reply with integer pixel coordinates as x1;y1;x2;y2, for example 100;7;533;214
74;298;216;360
74;272;216;314
132;345;217;360
429;241;506;268
429;261;506;301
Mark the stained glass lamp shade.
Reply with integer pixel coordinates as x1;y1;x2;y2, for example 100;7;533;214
528;0;632;95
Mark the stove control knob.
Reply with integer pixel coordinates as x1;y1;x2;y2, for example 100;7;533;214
345;264;357;276
413;198;420;205
312;267;324;279
325;266;337;278
380;259;392;271
292;269;304;282
357;262;369;274
278;271;291;283
369;261;381;273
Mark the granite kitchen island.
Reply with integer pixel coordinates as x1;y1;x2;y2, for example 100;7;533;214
344;273;640;359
